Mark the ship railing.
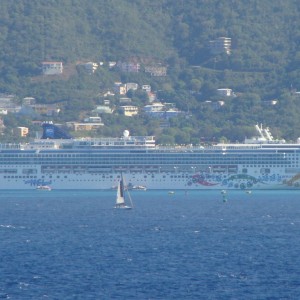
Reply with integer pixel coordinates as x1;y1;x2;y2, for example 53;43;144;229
0;143;22;150
157;144;264;151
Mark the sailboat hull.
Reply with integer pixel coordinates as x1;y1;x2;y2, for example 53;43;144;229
114;205;132;210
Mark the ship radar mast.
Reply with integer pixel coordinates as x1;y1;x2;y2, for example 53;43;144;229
123;130;130;138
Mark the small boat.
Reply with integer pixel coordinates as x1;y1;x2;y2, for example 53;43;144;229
221;190;227;195
245;190;252;194
168;191;175;195
36;185;52;191
132;185;147;191
114;175;133;209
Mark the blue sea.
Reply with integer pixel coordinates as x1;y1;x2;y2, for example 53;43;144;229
1;190;300;299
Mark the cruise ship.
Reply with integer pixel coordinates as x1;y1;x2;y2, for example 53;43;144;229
1;123;300;190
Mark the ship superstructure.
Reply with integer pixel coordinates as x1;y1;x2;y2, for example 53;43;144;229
0;123;300;190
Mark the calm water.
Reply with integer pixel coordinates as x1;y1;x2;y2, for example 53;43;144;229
0;190;300;299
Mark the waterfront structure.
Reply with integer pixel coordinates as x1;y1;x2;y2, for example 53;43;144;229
1;124;300;190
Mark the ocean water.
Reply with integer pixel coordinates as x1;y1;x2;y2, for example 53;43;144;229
0;190;300;300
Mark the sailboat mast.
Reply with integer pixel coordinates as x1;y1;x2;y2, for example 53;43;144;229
122;175;133;208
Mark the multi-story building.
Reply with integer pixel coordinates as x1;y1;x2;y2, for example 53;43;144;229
209;37;231;55
66;121;104;132
42;62;63;75
117;62;140;73
120;105;139;117
15;127;29;137
144;65;167;76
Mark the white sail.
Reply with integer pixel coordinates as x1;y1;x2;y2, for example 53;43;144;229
115;175;133;209
116;178;125;205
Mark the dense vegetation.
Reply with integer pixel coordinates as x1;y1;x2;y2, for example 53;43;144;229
0;0;300;143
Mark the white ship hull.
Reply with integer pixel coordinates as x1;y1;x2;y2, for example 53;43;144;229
0;164;299;190
2;124;300;190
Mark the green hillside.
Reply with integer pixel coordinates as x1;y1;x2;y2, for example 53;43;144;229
0;0;300;142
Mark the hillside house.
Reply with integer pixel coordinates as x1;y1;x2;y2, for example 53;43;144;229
20;104;60;117
120;105;139;117
66;121;104;132
0;109;8;115
119;98;132;104
209;37;231;55
262;100;278;106
126;82;138;92
103;91;115;97
142;85;151;92
217;88;233;97
83;62;98;73
92;106;113;114
22;97;36;105
83;116;103;123
147;92;156;102
108;61;117;68
143;102;181;119
144;102;165;112
202;101;225;110
114;82;127;95
0;94;20;113
117;62;140;73
42;61;63;75
144;65;167;76
14;127;29;137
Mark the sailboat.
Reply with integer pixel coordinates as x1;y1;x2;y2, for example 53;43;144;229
114;175;133;209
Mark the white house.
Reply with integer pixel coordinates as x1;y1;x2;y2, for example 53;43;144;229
126;82;138;92
217;88;233;97
144;102;165;112
209;37;231;55
42;61;63;75
142;85;151;92
83;116;102;123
